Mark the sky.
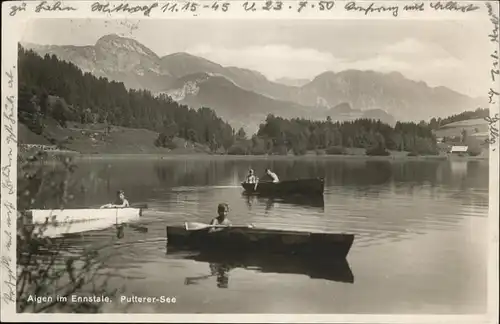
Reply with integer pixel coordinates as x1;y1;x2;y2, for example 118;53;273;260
21;18;493;97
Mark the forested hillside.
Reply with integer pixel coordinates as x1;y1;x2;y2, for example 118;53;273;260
428;108;490;129
229;115;440;156
17;44;486;157
18;45;236;151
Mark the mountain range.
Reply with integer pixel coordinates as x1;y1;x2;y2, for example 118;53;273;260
22;34;486;133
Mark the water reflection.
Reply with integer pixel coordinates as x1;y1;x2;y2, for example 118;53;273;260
154;159;236;187
242;193;325;211
19;157;489;313
185;262;231;289
168;249;354;288
20;157;489;210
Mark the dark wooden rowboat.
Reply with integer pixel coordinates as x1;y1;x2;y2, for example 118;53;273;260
166;249;354;284
166;225;354;259
241;178;325;196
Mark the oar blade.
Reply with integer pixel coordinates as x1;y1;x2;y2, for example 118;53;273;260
184;221;256;231
185;222;211;231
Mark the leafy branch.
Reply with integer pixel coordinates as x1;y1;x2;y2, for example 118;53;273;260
16;150;125;313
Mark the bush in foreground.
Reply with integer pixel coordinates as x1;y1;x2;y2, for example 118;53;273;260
16;151;122;313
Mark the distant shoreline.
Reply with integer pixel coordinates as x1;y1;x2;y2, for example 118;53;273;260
18;150;489;162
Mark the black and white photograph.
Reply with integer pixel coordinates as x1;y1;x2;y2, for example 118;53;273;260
1;0;499;322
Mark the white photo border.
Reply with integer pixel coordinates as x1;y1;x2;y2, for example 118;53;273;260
1;0;499;322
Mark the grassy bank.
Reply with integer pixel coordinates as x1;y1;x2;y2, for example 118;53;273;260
19;120;211;155
19;148;489;162
18;120;489;162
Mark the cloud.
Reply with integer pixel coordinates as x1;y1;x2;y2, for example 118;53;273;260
187;44;338;80
186;39;483;96
382;38;454;59
343;55;413;73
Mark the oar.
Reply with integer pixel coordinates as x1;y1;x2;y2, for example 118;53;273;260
100;203;148;209
185;222;255;231
184;274;216;285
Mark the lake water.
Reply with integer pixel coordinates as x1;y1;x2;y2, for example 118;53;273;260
23;157;489;314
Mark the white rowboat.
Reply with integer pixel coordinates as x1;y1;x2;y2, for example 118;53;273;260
20;207;143;238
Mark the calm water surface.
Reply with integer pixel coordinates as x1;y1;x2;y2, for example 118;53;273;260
29;158;489;314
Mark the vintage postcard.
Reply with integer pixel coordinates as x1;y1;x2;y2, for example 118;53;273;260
1;0;499;322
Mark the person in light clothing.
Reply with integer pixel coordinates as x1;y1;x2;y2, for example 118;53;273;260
264;168;279;183
101;190;130;208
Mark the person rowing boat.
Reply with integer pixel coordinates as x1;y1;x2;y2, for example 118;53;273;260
263;168;279;183
244;169;258;184
100;190;130;209
209;203;232;233
208;203;254;233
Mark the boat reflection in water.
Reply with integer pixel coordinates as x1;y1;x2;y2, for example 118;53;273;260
166;249;354;289
184;261;231;289
242;193;325;211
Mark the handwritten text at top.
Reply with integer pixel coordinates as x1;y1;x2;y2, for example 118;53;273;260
5;0;486;17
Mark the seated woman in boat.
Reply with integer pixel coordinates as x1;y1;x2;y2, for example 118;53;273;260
100;190;130;208
263;169;280;183
209;203;232;233
244;169;257;184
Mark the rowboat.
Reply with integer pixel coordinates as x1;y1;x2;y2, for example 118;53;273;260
241;178;324;196
166;222;355;259
167;250;354;284
19;207;143;238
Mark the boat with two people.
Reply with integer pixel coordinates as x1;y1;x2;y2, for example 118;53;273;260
241;168;324;196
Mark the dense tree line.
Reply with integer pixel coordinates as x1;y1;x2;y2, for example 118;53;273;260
428;107;489;129
228;114;438;156
18;46;235;151
18;45;482;156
